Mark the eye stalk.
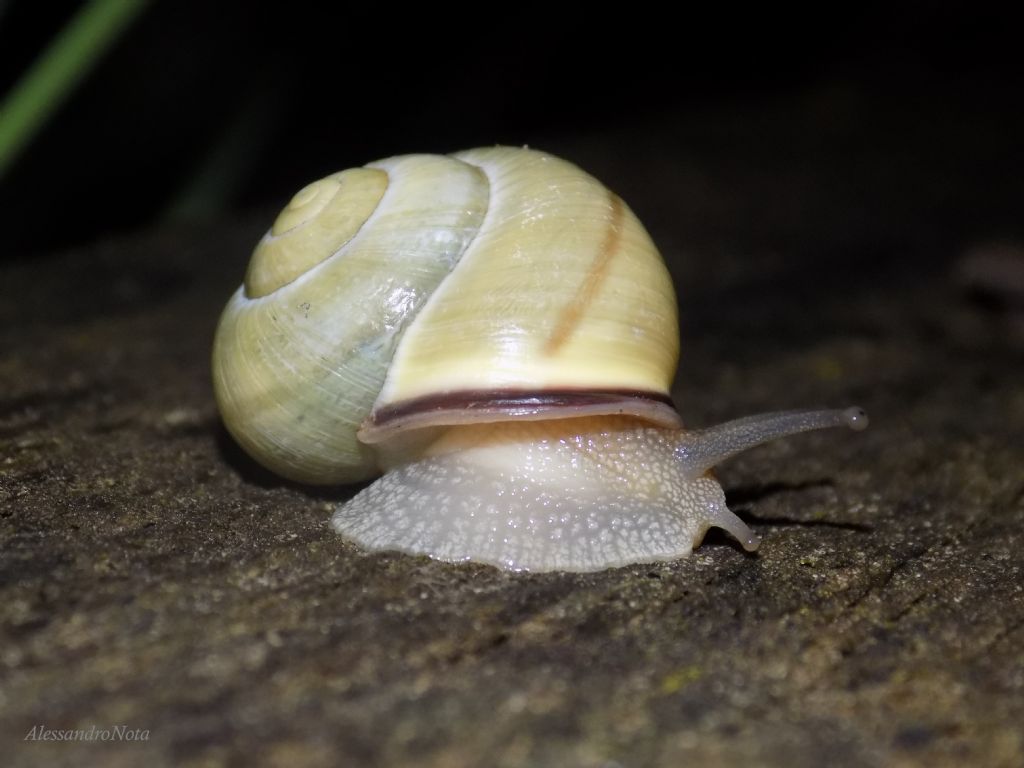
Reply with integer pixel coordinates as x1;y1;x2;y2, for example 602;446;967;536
674;407;869;480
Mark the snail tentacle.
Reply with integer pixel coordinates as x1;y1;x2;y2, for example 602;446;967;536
673;407;869;479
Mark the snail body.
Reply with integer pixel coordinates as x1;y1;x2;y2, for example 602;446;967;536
213;147;866;571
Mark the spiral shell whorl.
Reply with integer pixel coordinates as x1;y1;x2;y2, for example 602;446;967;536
245;168;388;298
213;155;488;483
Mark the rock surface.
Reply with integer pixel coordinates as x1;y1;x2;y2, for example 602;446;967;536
2;95;1023;767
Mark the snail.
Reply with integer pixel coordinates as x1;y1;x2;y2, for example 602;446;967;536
212;146;867;572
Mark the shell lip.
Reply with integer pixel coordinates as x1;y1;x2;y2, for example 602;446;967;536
357;388;683;445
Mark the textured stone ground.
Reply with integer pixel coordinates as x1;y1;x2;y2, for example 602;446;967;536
2;94;1023;767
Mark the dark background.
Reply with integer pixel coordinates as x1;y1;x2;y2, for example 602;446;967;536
1;2;1021;263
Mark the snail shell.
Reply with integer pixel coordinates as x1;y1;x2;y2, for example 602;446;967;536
213;147;866;571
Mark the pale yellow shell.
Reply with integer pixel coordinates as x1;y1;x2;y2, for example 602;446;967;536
212;147;680;484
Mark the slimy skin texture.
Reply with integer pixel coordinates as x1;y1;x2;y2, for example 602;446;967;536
332;408;866;571
332;417;759;572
